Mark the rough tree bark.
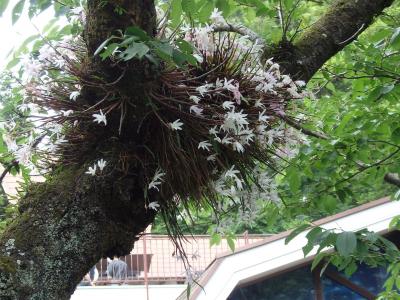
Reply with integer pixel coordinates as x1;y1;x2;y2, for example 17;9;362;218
0;1;159;299
270;0;394;81
0;0;395;299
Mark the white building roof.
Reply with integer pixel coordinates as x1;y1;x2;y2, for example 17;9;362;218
180;197;400;300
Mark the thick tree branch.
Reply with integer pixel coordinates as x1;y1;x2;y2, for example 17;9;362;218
270;0;394;81
213;23;268;50
385;173;400;188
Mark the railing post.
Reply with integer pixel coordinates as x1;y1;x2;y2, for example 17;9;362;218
143;235;149;300
244;230;249;245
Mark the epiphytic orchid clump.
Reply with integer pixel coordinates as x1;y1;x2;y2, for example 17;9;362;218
5;9;309;235
145;12;308;215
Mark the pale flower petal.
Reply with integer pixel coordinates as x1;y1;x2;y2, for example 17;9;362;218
148;201;160;211
169;119;184;131
92;109;107;125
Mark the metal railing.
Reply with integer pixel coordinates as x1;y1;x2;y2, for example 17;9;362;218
90;233;269;285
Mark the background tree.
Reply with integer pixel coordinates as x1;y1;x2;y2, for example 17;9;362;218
0;0;398;299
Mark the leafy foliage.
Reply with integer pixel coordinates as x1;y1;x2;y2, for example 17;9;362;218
95;26;197;67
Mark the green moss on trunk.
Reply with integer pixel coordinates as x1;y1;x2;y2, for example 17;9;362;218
270;0;394;81
0;163;156;299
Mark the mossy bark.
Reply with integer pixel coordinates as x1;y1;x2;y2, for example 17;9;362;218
270;0;394;81
0;166;156;300
1;1;158;299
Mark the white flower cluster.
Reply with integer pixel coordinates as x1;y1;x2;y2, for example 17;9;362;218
168;14;308;158
3;132;36;169
10;35;110;169
20;36;78;82
70;6;86;24
148;169;166;191
149;9;311;215
85;159;107;176
181;9;264;59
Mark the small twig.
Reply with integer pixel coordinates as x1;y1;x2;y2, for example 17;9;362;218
283;0;301;40
82;92;111;112
176;56;230;83
281;115;329;139
338;23;365;45
278;0;285;40
368;139;400;149
103;68;127;86
0;161;19;186
334;148;400;188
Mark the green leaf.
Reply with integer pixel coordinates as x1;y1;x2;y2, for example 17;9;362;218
283;0;293;9
99;43;119;60
12;0;25;24
154;42;174;57
302;242;314;256
285;223;309;245
385;276;395;291
344;261;358;277
316;232;336;252
306;227;323;242
176;39;194;54
336;231;357;257
121;42;150;60
94;36;117;56
322;196;337;213
198;1;214;22
378;236;398;253
381;84;394;95
172;49;188;66
311;252;328;271
320;258;332;276
286;166;300;193
6;57;20;70
210;232;222;246
390;27;400;49
144;53;160;66
181;0;196;15
125;26;149;41
119;36;139;47
169;0;182;27
28;0;51;18
389;216;400;230
227;236;235;252
391;127;400;144
363;230;378;243
336;189;346;202
216;0;230;15
0;0;9;17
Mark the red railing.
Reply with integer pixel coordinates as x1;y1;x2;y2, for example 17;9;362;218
91;234;268;285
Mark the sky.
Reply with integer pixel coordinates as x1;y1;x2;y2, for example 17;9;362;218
0;1;61;69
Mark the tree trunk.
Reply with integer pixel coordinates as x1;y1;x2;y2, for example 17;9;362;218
1;1;158;299
0;165;156;300
0;0;395;299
